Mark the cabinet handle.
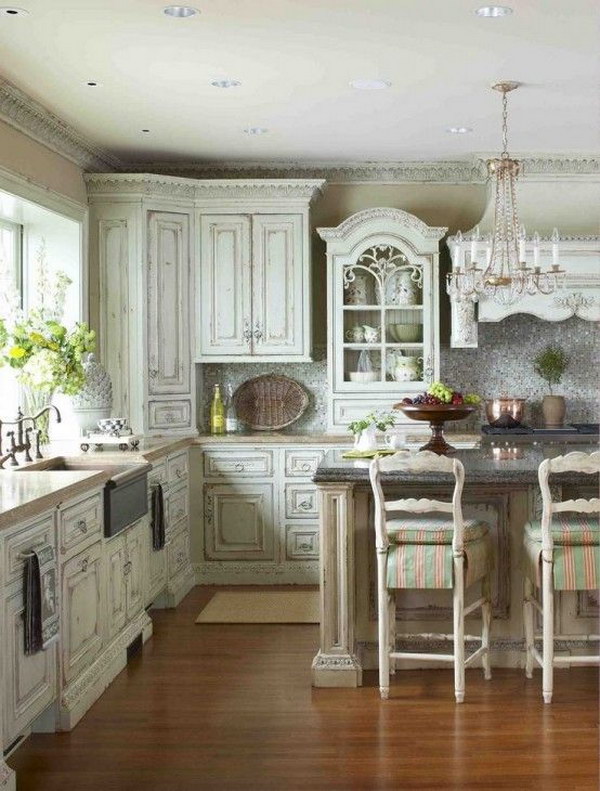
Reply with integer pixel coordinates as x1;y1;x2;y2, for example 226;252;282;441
234;462;245;472
253;321;263;341
77;518;88;533
80;557;89;572
298;500;313;511
149;369;158;379
300;463;312;472
243;320;252;343
124;561;132;576
175;468;183;478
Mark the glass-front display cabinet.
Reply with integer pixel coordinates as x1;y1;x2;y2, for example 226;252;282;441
318;208;447;432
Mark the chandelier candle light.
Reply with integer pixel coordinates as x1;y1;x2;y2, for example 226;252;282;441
447;82;565;306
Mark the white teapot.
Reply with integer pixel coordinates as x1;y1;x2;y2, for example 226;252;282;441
392;354;422;382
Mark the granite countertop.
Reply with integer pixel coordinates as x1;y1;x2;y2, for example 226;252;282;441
0;469;110;530
194;432;349;445
314;441;600;485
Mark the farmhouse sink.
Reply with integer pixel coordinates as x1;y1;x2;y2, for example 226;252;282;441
18;456;151;537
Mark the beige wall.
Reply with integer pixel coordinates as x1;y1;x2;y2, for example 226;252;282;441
310;182;488;345
0;118;87;205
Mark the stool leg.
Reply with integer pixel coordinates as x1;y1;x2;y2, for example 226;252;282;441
453;554;465;703
542;557;554;704
481;573;492;681
388;590;396;675
523;576;535;679
377;551;390;700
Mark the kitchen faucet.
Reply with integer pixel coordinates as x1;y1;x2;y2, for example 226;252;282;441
0;404;61;466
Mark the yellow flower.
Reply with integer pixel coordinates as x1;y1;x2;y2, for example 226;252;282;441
48;342;60;351
29;332;45;345
7;346;26;359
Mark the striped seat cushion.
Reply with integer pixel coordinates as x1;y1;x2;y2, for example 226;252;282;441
525;514;600;545
386;532;493;590
386;515;488;545
522;534;599;592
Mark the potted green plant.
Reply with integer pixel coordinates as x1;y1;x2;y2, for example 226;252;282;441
533;345;568;428
348;411;395;452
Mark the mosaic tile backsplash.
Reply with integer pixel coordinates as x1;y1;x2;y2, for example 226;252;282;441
200;316;598;431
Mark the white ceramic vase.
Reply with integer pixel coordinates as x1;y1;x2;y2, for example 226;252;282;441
71;353;113;435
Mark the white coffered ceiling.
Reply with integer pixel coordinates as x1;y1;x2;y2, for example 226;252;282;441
0;0;597;164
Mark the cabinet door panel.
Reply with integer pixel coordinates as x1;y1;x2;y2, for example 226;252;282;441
252;215;304;356
61;544;103;684
126;524;145;621
204;483;274;560
147;211;190;394
3;588;57;746
105;535;127;642
199;215;251;356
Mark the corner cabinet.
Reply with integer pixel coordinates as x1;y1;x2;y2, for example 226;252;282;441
318;208;447;432
195;181;325;362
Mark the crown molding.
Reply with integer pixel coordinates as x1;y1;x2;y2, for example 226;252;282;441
0;77;122;172
318;207;447;242
85;173;326;203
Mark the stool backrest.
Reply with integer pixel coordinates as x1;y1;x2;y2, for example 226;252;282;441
539;451;600;550
369;450;466;552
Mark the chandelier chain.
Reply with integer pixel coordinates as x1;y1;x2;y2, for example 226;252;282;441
501;90;509;157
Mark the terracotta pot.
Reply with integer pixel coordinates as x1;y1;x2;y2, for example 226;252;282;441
542;395;566;428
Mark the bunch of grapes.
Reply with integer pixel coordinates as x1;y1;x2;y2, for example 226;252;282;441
400;382;482;407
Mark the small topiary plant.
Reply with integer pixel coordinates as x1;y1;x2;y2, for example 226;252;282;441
534;345;568;395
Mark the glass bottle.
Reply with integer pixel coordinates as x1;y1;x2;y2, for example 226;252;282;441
224;383;239;433
210;384;225;435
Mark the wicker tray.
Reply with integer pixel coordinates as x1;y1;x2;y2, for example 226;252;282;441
233;375;309;431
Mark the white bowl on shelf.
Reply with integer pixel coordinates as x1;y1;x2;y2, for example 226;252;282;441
348;371;379;383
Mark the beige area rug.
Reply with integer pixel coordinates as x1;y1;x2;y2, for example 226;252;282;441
195;590;320;624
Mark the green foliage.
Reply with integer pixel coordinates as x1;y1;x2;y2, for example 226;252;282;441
348;411;396;435
534;345;568;395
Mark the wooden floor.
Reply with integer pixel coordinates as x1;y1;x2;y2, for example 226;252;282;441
9;586;599;791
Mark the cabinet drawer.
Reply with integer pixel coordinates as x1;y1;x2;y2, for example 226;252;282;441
285;483;319;519
203;450;273;478
284;449;323;478
148;460;167;490
167;451;189;485
167;483;189;527
168;529;190;579
59;491;103;556
285;524;319;560
4;512;56;588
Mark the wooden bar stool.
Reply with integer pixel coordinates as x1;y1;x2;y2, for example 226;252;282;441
522;450;600;703
369;451;494;703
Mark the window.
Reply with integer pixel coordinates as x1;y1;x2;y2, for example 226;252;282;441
0;218;23;418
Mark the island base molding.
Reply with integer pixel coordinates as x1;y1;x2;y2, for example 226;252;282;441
153;565;196;609
0;762;15;791
311;651;363;688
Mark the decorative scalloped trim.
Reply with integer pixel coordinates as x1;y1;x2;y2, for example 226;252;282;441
0;78;121;171
318;207;447;241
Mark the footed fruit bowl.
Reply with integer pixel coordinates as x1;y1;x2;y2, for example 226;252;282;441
394;403;476;455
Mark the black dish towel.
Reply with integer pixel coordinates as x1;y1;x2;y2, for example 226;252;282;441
152;483;166;551
23;544;58;655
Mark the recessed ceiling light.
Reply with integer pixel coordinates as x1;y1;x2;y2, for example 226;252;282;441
162;5;199;17
244;127;268;136
0;7;29;15
350;78;392;90
86;80;100;87
211;79;241;89
446;126;473;134
475;5;513;17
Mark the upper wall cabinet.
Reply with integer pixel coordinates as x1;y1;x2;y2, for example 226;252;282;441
195;181;325;363
318;208;447;432
447;233;600;348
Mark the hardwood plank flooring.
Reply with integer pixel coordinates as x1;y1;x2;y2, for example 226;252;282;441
9;586;599;791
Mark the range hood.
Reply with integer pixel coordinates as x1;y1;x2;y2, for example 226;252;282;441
447;162;600;348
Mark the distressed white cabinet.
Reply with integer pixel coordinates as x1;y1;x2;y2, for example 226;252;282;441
199;215;252;356
60;542;104;685
147;211;191;395
196;441;345;584
105;534;127;641
318;208;447;432
195;180;324;362
86;175;196;435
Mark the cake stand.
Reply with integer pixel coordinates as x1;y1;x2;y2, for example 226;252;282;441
394;403;476;455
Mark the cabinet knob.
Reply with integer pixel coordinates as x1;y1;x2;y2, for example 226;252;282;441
175;468;183;478
298;500;313;510
234;462;245;472
243;320;252;343
300;463;312;472
80;557;89;572
124;560;132;576
253;321;263;341
149;369;158;379
77;519;88;533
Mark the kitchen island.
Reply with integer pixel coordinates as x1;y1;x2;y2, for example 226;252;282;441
311;440;599;687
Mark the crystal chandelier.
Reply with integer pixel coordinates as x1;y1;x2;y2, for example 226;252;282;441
447;82;565;306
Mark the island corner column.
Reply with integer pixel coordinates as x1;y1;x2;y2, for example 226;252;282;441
312;481;363;687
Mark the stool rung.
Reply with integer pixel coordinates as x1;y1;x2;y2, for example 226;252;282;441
390;651;454;663
464;597;485;617
553;654;600;666
464;645;487;667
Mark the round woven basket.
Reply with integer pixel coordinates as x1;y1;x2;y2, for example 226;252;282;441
233;375;309;431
